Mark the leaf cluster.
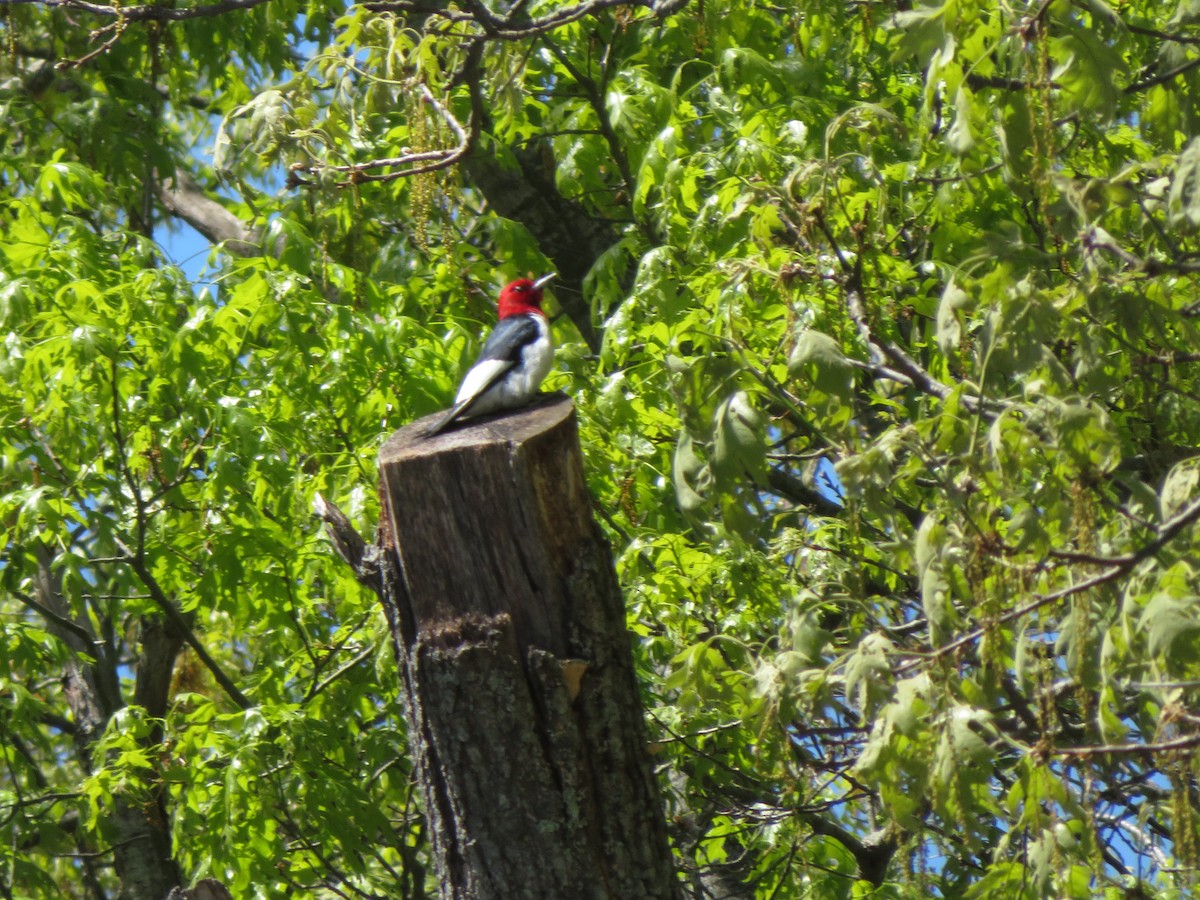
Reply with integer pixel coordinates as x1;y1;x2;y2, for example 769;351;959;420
6;0;1200;896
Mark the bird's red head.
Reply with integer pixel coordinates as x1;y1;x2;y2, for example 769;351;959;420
497;273;555;319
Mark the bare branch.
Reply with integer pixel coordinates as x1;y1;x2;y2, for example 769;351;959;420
902;492;1200;670
1084;227;1200;276
964;73;1059;92
362;0;689;40
844;280;956;403
304;644;376;702
1053;732;1200;758
2;0;274;24
807;209;996;413
312;493;383;596
1126;22;1200;47
1126;54;1200;94
292;84;471;186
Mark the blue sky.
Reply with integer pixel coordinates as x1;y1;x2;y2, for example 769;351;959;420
160;220;212;284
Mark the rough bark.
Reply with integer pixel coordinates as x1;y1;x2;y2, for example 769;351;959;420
376;394;677;900
167;877;235;900
463;145;616;352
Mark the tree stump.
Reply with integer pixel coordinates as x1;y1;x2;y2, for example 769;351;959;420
377;394;677;900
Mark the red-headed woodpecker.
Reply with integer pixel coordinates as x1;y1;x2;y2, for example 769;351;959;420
426;273;557;436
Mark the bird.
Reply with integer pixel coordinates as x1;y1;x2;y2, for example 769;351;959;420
426;273;557;437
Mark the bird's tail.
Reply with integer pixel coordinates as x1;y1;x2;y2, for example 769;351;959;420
424;396;475;437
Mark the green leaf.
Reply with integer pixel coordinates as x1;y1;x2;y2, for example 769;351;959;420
888;3;948;64
712;391;767;484
1139;566;1200;665
946;86;976;156
1168;137;1200;229
672;432;710;517
1050;26;1127;118
936;279;972;354
788;329;854;398
844;633;894;715
1161;457;1200;520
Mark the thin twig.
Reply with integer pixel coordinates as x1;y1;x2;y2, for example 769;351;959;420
293;84;472;186
1126;55;1200;94
2;0;273;22
12;591;97;645
1125;22;1200;47
362;0;688;40
900;492;1200;670
305;644;376;702
1085;228;1200;276
1053;732;1200;758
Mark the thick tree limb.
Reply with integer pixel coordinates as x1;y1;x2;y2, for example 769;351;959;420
800;814;897;886
166;878;235;900
33;542;183;898
32;542;113;744
766;467;844;518
463;138;611;350
158;170;264;257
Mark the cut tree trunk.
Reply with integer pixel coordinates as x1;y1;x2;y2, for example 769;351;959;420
376;394;677;900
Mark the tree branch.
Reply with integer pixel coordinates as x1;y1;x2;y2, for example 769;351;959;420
304;644;375;702
6;0;274;23
158;170;265;256
903;492;1200;670
291;84;473;186
1126;54;1200;94
766;468;844;518
1125;22;1200;46
1053;732;1200;758
112;535;253;711
312;493;383;596
362;0;689;40
12;589;96;646
541;36;636;206
1083;227;1200;276
799;814;896;887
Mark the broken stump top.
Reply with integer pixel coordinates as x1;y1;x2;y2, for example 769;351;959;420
378;394;593;656
381;393;575;462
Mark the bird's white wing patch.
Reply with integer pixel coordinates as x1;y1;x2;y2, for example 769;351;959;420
454;358;513;405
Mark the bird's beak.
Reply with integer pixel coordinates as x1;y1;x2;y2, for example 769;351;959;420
533;272;557;290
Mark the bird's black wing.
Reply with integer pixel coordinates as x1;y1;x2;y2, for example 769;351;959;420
474;315;542;364
425;316;542;436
